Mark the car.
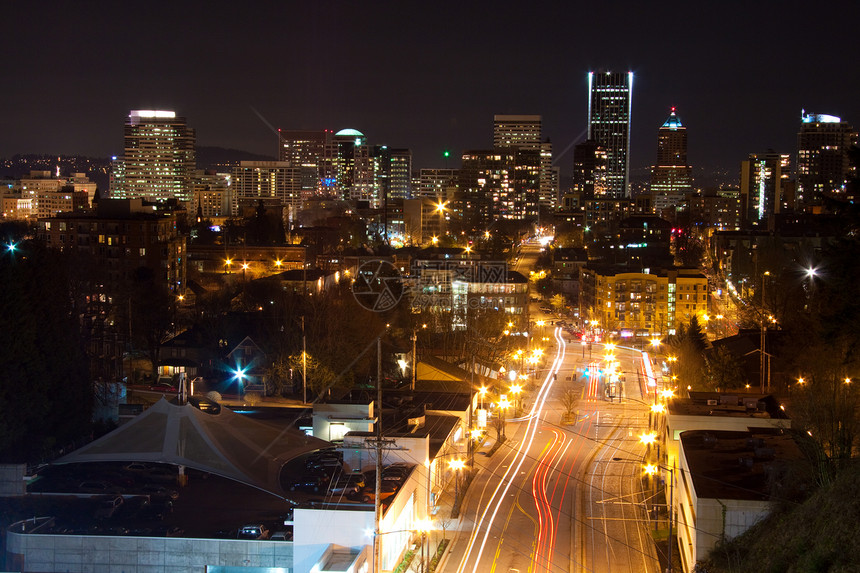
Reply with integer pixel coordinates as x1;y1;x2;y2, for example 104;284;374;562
79;481;118;494
124;462;151;472
348;482;398;503
270;528;293;541
238;524;270;540
149;384;177;392
93;495;124;519
289;475;328;493
328;473;366;496
140;484;179;501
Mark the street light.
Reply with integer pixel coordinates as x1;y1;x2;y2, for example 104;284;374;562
448;458;466;505
644;463;676;573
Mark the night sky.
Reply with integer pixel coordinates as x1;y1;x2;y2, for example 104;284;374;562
4;1;858;181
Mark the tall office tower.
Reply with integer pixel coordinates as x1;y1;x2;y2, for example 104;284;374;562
740;151;790;227
417;168;458;200
112;110;196;202
493;115;556;209
572;139;607;198
587;71;633;198
457;150;514;227
320;128;366;199
796;112;858;208
384;148;412;200
277;129;332;197
231;161;303;213
650;108;692;212
493;115;542;148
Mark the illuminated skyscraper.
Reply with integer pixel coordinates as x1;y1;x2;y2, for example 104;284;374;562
112;110;196;202
277;129;332;197
740;151;790;227
587;71;633;198
796;112;857;207
494;114;557;208
493;115;542;149
650;108;692;212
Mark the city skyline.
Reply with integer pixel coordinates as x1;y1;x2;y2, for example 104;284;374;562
3;2;859;180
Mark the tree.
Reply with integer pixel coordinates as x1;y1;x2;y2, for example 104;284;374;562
665;316;709;390
124;268;175;379
550;293;566;315
705;346;747;391
0;242;93;462
560;389;577;423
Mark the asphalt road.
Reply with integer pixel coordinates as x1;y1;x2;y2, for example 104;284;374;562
443;333;663;573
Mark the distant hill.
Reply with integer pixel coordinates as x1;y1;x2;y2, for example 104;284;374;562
195;146;274;171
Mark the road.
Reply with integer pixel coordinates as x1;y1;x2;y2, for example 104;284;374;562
444;332;662;573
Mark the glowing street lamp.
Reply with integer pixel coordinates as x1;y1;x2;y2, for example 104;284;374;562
448;458;466;503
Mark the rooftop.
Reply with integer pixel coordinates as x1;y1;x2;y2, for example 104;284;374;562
669;392;789;420
680;428;802;500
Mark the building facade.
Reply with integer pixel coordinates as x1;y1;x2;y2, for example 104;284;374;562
580;266;708;338
650;108;693;212
37;198;187;293
587;71;633;199
231;161;303;213
111;110;196;203
796;112;857;208
740;152;790;227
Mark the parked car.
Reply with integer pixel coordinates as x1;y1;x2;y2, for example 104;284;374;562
328;473;366;496
124;462;151;472
93;495;124;519
270;528;293;541
289;475;328;493
79;481;118;494
238;524;270;540
348;482;398;503
140;484;179;501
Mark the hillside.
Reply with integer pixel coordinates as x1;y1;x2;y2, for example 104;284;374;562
700;462;860;572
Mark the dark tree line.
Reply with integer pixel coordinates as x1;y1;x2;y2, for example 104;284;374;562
0;241;93;462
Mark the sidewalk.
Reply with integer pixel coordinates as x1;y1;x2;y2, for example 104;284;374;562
403;435;498;573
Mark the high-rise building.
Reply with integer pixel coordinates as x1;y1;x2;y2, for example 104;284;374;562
494;115;557;208
740;151;790;227
587;71;633;198
384;148;412;201
232;161;303;214
111;110;196;203
493;115;542;149
796;112;858;207
417;168;458;200
650;108;692;212
572;139;608;199
277;129;332;198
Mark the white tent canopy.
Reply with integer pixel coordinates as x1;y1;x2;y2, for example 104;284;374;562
56;398;329;497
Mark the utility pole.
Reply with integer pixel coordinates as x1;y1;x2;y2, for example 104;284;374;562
373;336;383;573
302;316;307;404
760;272;768;393
411;329;417;391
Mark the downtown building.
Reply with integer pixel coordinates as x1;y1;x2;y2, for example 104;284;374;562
37;198;187;294
110;110;196;203
579;265;708;338
493;114;558;208
796;112;857;208
456;149;540;228
740;151;790;228
1;170;95;220
587;71;634;198
650;108;692;213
